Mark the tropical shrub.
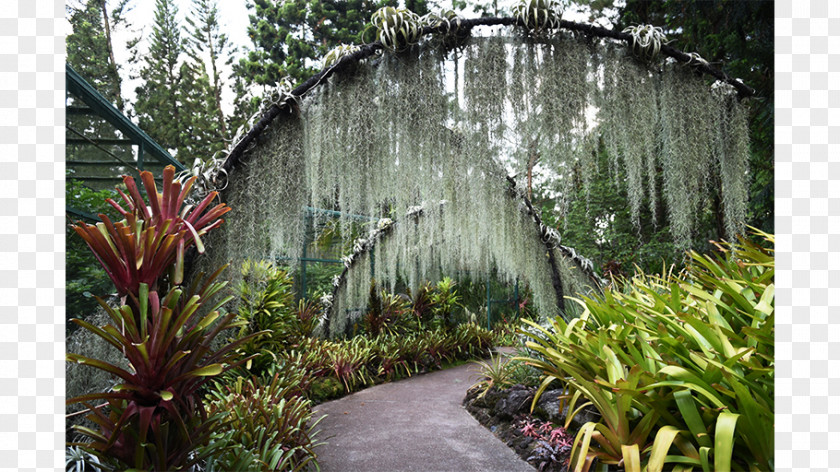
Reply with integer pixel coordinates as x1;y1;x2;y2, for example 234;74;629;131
291;298;322;339
325;337;374;392
66;166;250;470
363;286;410;336
233;260;297;374
454;321;496;358
517;231;774;472
403;282;434;323
71;165;230;303
470;354;514;399
430;277;461;329
202;368;322;471
370;334;413;381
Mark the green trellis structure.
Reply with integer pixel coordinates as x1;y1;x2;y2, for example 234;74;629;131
65;63;186;221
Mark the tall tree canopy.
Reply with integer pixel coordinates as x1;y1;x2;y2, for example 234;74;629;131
66;0;129;110
186;0;234;142
133;0;226;164
238;0;428;88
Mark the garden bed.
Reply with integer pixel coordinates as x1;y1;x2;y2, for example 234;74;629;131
463;383;602;472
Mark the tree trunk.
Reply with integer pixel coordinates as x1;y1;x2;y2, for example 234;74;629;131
208;41;227;138
99;0;123;111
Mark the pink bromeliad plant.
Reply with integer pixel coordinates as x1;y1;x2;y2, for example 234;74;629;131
67;166;262;470
72;165;230;303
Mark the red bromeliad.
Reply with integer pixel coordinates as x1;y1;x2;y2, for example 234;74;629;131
71;165;230;301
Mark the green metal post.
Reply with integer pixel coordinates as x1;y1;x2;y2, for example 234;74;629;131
514;279;520;319
301;214;310;300
138;141;144;170
301;243;307;300
486;278;491;331
370;246;375;280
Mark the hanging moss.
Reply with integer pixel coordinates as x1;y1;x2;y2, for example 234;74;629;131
205;32;752;333
713;82;751;240
599;45;661;229
192;113;308;294
660;65;718;249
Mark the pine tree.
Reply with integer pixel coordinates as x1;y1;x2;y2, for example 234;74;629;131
66;0;134;181
178;61;226;162
133;0;186;159
186;0;233;141
66;0;129;109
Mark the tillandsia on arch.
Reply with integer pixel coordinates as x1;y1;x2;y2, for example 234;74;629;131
622;24;669;61
370;6;424;51
513;0;564;33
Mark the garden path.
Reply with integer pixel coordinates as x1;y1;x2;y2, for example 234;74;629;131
312;349;534;472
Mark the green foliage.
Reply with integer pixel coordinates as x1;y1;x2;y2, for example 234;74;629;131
66;271;253;470
363;286;412;336
325;337;374;392
65;0;134;184
66;0;127;109
405;282;434;323
202;370;321;471
292;298;322;339
430;277;461;328
186;0;234;147
545;146;683;275
308;376;344;402
453;321;496;358
490;318;521;347
66;181;121;324
470;355;514;399
133;0;226;164
234;260;297;374
516;231;774;471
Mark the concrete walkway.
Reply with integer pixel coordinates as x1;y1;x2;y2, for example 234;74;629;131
311;358;534;472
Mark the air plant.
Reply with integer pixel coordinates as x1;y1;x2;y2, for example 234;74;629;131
323;43;361;69
622;24;668;61
513;0;564;33
370;6;423;51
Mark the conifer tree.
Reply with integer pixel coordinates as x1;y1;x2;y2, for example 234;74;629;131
133;0;185;156
186;0;233;140
132;0;213;164
66;0;134;177
66;0;129;110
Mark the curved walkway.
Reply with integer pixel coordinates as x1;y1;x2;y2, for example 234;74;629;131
311;358;535;472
